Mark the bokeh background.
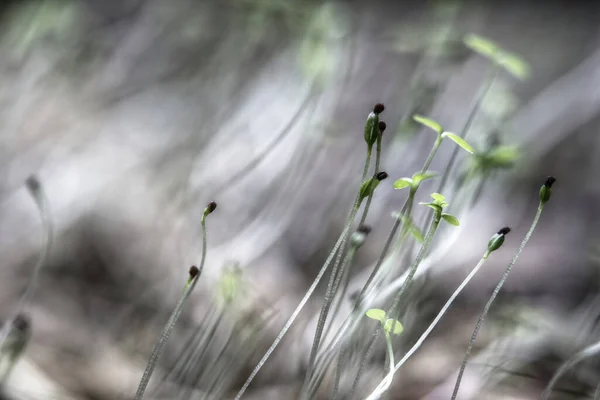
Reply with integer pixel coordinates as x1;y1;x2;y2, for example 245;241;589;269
1;0;600;399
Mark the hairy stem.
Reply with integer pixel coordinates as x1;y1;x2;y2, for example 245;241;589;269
453;204;544;400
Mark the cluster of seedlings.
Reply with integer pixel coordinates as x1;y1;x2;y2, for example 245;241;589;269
5;33;599;400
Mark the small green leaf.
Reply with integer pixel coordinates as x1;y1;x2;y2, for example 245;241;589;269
463;34;498;60
384;318;404;335
393;178;412;190
401;215;424;242
413;114;443;134
488;145;520;166
430;193;446;202
498;51;531;80
441;213;460;226
366;308;387;322
420;202;443;213
412;171;438;185
442;132;474;154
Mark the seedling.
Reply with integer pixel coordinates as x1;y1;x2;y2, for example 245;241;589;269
453;177;556;400
134;200;217;400
365;226;511;400
365;309;403;376
237;104;389;400
0;176;53;349
463;33;531;80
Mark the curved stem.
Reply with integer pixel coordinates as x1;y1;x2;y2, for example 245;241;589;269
366;251;491;400
134;219;208;400
0;177;53;348
436;66;498;196
452;204;544;400
302;247;357;397
303;147;375;395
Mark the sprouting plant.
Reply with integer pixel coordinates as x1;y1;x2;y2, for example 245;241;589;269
463;34;531;81
435;33;529;199
413;114;474;170
453;177;556;400
365;308;403;373
0;176;53;349
236;104;388;400
323;115;474;399
365;226;511;400
0;314;31;383
134;201;216;400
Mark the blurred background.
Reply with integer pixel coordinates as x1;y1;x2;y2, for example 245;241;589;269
1;0;600;399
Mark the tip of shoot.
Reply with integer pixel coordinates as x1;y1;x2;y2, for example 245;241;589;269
357;224;372;235
378;121;387;133
544;176;556;188
497;227;511;235
189;265;200;279
25;175;41;193
373;103;385;114
376;172;388;181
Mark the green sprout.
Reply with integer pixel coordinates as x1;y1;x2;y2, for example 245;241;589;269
239;104;389;400
0;176;53;350
412;115;474;173
134;200;217;400
418;193;460;226
365;308;403;387
463;34;531;80
453;177;556;400
393;171;439;195
365;226;511;400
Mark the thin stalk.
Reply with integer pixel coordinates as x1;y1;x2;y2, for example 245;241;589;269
384;331;395;378
347;329;380;399
366;251;492;400
318;127;443;396
0;177;53;348
134;212;211;400
435;65;498;196
134;268;202;400
234;206;360;400
303;148;375;392
302;246;358;397
387;216;440;319
452;204;544;400
421;137;442;173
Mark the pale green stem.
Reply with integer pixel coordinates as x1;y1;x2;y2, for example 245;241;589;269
303;148;375;393
134;271;202;400
0;178;53;348
453;204;544;400
366;251;492;400
133;218;208;399
302;246;358;398
234;206;360;400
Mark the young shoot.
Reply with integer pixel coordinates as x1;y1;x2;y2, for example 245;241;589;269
0;314;31;383
452;177;556;400
236;105;389;400
365;308;403;375
365;226;511;400
412;114;474;173
134;200;216;400
0;176;53;349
